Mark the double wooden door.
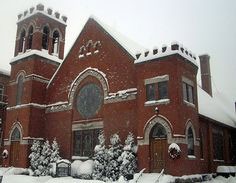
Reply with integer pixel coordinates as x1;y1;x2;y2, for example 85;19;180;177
10;141;20;167
150;138;167;172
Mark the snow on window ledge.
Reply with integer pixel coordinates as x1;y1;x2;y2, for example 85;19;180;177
145;98;170;106
187;155;196;159
183;100;195;108
213;159;224;162
72;156;90;160
200;158;204;161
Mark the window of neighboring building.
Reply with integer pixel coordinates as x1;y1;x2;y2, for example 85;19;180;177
28;26;33;49
187;127;194;156
0;84;3;102
16;75;24;105
52;30;60;55
213;128;224;160
182;82;194;104
19;29;26;53
73;129;100;157
146;81;168;101
42;26;50;50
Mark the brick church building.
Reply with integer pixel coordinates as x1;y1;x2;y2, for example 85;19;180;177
2;4;236;176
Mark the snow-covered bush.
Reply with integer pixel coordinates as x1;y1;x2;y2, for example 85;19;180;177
29;139;61;176
120;132;137;179
92;131;108;181
106;133;123;181
71;160;94;179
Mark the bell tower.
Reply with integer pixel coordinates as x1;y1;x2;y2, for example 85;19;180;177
3;4;67;167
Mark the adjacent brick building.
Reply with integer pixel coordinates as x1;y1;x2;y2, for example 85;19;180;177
2;4;236;175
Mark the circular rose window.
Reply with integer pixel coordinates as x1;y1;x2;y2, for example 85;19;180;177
76;83;103;118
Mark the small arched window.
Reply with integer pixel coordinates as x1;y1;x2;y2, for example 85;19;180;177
16;75;24;105
187;127;194;155
28;26;34;49
19;29;26;52
42;26;50;50
11;127;21;141
52;30;60;55
151;123;167;139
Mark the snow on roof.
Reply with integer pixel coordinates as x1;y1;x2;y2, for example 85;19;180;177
11;49;63;64
90;16;145;58
134;42;198;66
198;86;236;128
17;4;67;25
0;68;10;76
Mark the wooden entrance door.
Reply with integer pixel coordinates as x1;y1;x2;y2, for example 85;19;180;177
10;141;20;167
150;138;167;172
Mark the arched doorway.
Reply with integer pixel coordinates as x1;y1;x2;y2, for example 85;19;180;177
150;123;167;172
10;127;21;167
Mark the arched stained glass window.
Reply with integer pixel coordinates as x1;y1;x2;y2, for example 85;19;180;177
42;26;50;50
16;75;24;105
11;127;21;141
187;127;194;155
151;123;167;138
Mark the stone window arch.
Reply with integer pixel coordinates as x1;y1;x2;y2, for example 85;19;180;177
9;122;23;142
42;26;50;50
19;29;26;53
141;115;173;145
68;68;109;106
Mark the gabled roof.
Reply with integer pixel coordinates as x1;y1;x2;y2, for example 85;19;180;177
198;86;236;128
89;16;145;59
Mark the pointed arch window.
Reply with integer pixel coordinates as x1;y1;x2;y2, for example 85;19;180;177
42;26;50;50
151;123;167;139
16;75;24;105
19;29;26;53
187;127;194;155
52;30;60;55
28;26;34;49
11;127;21;141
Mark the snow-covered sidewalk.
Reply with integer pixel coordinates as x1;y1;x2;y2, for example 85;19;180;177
0;167;236;183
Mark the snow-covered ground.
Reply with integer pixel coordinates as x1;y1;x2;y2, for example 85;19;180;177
0;167;235;183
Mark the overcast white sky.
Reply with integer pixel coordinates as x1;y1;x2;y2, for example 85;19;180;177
0;0;235;111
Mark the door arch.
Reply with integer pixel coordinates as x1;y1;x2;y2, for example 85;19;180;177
150;123;167;172
10;127;21;167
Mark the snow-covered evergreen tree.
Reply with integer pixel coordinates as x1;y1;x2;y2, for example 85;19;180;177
106;133;123;181
92;131;108;181
120;132;137;178
50;138;61;163
39;140;52;176
29;140;42;174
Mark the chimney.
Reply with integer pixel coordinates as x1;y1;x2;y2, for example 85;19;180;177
199;54;212;96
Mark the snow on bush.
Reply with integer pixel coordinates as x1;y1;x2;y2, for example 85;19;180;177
2;149;8;159
120;132;137;179
168;143;181;159
106;133;123;181
71;160;94;179
92;131;108;181
29;139;61;176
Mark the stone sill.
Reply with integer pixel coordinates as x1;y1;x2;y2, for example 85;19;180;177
145;99;170;106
